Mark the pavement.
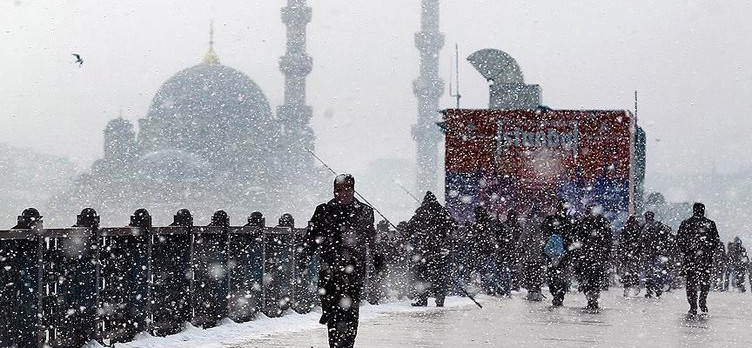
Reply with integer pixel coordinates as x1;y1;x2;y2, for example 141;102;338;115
231;288;752;348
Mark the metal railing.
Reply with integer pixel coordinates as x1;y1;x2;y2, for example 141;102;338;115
0;211;319;348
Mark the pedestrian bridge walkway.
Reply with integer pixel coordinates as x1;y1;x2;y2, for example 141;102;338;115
117;289;752;348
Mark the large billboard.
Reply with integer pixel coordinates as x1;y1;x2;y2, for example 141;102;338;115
444;108;635;226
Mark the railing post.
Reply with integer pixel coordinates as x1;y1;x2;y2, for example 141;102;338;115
228;215;264;323
262;223;295;318
98;209;150;345
150;209;193;336
191;211;230;328
292;226;319;314
37;226;98;348
0;228;41;348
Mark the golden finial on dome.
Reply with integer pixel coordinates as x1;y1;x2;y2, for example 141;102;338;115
203;20;220;65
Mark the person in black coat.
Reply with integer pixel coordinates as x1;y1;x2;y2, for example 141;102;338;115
298;174;378;348
575;206;613;310
500;210;522;294
543;200;576;307
727;237;749;292
468;206;501;295
641;211;671;298
677;202;721;315
711;242;727;291
618;215;642;296
406;191;455;307
519;206;547;301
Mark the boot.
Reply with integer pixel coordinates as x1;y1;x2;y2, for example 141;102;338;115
699;297;708;313
552;296;564;307
526;291;543;302
411;297;427;307
435;297;444;307
586;300;599;311
688;293;698;315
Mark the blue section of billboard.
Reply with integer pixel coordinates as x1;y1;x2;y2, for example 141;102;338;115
446;170;630;229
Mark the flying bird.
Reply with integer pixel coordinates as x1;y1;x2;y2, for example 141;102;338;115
72;53;83;67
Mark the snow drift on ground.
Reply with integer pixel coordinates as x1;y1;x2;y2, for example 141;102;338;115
83;296;476;348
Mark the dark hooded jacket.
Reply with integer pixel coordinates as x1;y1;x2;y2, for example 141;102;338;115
542;208;575;264
641;219;671;259
618;216;642;265
406;192;455;263
302;198;376;274
576;213;613;267
677;212;721;273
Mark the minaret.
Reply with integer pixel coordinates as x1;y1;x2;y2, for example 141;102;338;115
413;0;445;195
278;0;314;175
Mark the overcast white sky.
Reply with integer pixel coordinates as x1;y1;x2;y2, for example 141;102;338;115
1;0;751;180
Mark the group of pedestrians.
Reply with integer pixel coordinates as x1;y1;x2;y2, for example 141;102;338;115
371;198;614;310
616;211;673;298
370;199;734;316
296;174;737;347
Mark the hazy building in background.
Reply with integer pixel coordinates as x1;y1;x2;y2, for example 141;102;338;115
646;172;752;242
49;4;327;226
0;144;78;226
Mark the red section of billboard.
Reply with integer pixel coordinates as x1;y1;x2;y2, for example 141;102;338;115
444;108;635;221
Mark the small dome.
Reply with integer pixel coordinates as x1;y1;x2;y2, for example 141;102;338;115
105;117;134;133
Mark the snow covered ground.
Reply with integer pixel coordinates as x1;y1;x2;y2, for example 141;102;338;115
99;289;752;348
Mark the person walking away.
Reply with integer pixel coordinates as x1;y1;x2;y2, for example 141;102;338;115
298;174;379;348
366;220;390;304
619;216;642;297
677;203;721;315
391;221;413;299
500;210;523;293
641;211;672;298
712;242;728;291
463;215;483;291
724;241;734;291
447;222;472;296
519;206;547;301
575;206;613;310
406;191;455;307
543;200;576;307
728;237;749;292
666;233;683;291
468;206;500;295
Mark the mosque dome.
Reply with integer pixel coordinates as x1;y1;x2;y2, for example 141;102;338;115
140;60;277;164
143;22;272;135
146;62;273;129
